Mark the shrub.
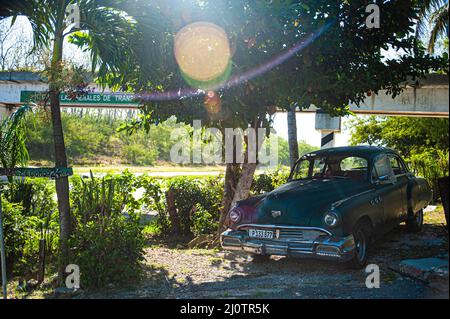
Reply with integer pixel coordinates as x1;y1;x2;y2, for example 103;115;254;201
191;203;219;236
138;175;223;238
70;170;141;222
408;148;449;201
1;200;27;274
70;214;144;289
122;144;157;165
70;172;145;289
251;169;290;194
1;179;59;276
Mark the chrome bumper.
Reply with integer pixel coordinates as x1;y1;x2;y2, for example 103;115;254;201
220;228;355;262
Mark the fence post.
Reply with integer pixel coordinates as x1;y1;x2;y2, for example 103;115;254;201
0;186;7;299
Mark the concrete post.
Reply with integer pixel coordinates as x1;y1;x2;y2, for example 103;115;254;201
321;131;336;149
315;111;341;149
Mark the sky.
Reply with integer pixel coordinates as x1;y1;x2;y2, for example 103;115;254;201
272;113;354;147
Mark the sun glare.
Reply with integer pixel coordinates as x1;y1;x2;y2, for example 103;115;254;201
174;22;232;88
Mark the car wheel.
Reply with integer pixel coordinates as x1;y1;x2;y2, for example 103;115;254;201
347;220;371;269
406;209;423;233
251;254;271;263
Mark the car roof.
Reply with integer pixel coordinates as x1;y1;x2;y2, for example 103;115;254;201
304;146;398;161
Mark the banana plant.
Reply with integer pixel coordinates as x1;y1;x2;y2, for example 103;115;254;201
74;171;115;224
0;106;32;180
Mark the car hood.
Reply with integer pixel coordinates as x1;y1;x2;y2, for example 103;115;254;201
251;178;370;227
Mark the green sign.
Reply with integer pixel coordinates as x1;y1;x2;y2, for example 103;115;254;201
0;167;73;179
20;90;140;106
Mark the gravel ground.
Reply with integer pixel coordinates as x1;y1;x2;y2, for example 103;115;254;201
79;213;448;299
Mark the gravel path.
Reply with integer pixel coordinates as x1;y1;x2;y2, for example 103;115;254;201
81;217;448;299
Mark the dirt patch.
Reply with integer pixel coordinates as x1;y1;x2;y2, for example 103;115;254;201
75;212;448;299
16;210;447;299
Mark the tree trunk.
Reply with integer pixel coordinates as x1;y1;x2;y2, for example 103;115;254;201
37;239;46;284
217;122;265;235
232;163;257;205
287;106;299;169
217;163;240;234
166;187;180;235
49;11;71;283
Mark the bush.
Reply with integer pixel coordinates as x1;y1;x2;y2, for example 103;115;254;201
122;144;157;166
138;175;223;238
191;203;219;236
251;169;290;194
1;179;59;276
70;214;144;289
1;200;27;275
70;172;145;289
408;148;449;201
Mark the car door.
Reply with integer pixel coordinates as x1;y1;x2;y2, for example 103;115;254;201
388;155;409;221
372;155;403;232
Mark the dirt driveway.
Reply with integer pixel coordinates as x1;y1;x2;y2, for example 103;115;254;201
80;213;448;299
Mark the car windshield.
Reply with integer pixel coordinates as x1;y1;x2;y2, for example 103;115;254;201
289;155;369;182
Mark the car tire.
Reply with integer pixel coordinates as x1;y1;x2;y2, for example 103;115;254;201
406;209;423;233
347;219;371;269
251;254;271;263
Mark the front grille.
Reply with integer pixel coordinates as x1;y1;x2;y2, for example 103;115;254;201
239;225;329;243
278;229;325;242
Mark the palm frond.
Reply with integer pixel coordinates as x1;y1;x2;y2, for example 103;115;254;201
416;0;448;40
70;0;167;89
0;105;33;169
428;3;449;53
0;0;56;49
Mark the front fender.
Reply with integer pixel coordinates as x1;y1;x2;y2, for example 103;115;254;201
328;188;382;237
408;177;433;215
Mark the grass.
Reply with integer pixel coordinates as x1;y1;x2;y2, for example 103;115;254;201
30;160;287;176
143;221;161;237
72;164;227;175
424;205;447;225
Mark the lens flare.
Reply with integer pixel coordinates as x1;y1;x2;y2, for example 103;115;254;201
137;21;335;103
204;91;222;114
174;22;232;89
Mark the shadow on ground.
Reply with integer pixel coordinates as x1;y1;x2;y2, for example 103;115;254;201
71;217;448;299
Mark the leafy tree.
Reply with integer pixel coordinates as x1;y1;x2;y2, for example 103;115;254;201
99;0;446;234
348;116;449;196
349;116;449;156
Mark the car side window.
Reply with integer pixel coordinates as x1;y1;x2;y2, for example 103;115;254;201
389;156;407;176
291;159;310;180
372;156;396;183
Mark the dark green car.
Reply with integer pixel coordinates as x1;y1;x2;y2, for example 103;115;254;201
221;146;432;268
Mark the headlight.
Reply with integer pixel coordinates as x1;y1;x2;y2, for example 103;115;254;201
229;208;242;223
324;212;339;227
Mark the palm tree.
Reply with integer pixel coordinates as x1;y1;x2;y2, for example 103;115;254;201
287;105;299;170
416;0;449;53
0;0;161;280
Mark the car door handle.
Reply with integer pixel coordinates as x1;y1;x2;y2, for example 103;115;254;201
370;196;383;206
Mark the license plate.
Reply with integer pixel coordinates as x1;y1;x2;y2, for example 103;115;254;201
248;229;274;239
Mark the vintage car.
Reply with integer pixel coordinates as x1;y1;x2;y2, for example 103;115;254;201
221;146;432;268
